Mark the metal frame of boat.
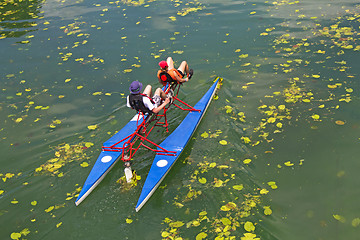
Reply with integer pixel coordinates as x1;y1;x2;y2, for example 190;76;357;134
75;77;221;210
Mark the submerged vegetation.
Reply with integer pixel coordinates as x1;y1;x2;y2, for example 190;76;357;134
1;0;360;239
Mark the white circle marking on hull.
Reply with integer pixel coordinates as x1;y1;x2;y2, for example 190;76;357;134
101;155;112;163
156;159;168;167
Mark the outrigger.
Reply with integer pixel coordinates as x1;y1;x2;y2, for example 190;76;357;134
75;77;222;210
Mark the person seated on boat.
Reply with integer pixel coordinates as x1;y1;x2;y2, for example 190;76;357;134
127;80;171;114
157;57;194;86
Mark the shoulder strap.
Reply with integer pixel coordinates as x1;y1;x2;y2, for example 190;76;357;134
140;93;155;104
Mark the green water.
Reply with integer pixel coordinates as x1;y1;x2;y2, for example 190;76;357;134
1;0;360;239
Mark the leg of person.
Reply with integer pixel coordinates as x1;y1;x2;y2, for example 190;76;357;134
155;87;173;104
154;88;167;100
143;85;152;98
178;61;189;76
152;90;163;108
166;57;175;70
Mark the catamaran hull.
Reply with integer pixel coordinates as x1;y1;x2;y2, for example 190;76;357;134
75;114;147;206
135;78;221;212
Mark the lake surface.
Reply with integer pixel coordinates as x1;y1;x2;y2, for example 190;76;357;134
1;0;360;239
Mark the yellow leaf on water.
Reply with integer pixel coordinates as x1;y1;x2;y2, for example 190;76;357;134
284;161;294;166
278;105;285;111
241;233;259;240
333;214;346;223
199;177;207;184
335;120;345;125
161;231;170;238
244;221;255;232
5;173;14;178
11;199;19;204
214;179;223;187
80;162;89;168
219;140;228;145
191;220;200;227
170;221;184;228
87;125;98;130
201;132;209;138
276;122;283;128
241;137;251;144
84;142;94;148
20;228;30;236
218;165;229;169
221;217;232;225
267;181;278;189
196;232;207;240
0;190;4;195
260;188;269;194
15;118;23;123
259;104;267;109
92;92;102;96
352;218;360;227
312;74;320;78
311;114;320;120
264;206;272;215
267;117;276;123
174;202;184;208
126;218;133;224
209;162;216;168
232;184;244;190
31;201;37;206
243;159;251;164
199;211;207;216
220;202;237;211
45;206;54;212
10;232;21;240
56;222;62;228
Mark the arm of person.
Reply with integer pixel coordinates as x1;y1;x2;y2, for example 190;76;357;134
152;97;170;114
126;95;133;108
174;74;188;83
